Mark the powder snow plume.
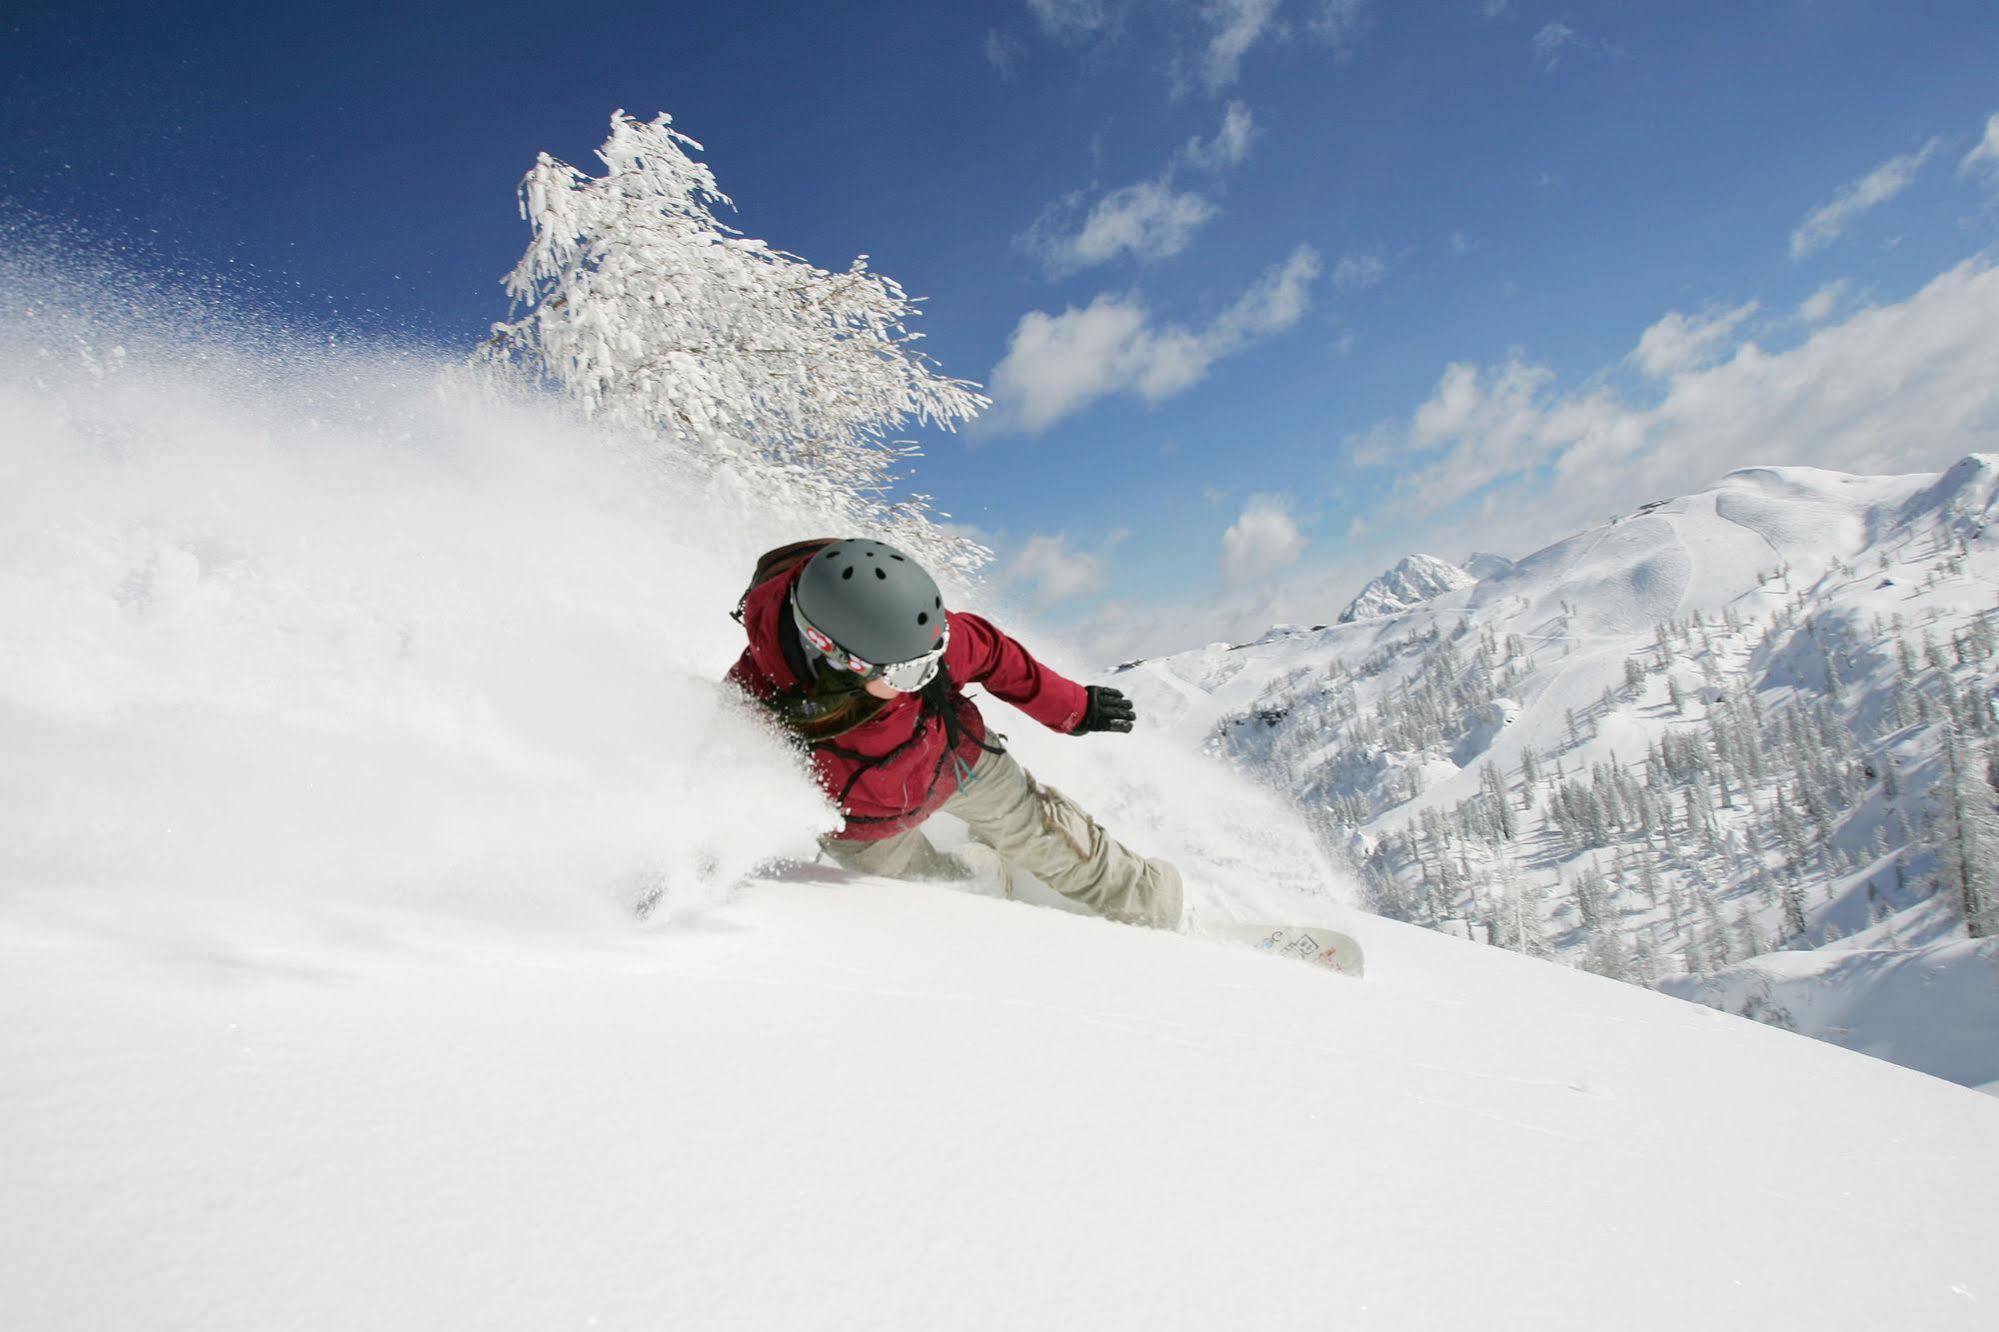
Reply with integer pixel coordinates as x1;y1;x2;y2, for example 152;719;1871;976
0;234;848;957
0;233;1347;965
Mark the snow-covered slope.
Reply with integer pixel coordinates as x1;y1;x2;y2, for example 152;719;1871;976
9;867;1999;1330
1337;552;1476;623
1117;461;1999;1092
1659;923;1999;1090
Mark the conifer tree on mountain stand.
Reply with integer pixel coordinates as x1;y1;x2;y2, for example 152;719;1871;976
726;538;1186;930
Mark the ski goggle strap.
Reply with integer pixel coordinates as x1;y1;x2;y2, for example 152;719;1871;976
792;595;948;692
876;638;947;692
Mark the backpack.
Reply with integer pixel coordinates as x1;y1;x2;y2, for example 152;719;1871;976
731;538;838;626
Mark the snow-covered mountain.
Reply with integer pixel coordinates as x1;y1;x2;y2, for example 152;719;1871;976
1116;460;1999;1092
1336;551;1477;622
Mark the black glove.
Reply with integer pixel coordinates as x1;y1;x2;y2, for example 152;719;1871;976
1075;685;1136;735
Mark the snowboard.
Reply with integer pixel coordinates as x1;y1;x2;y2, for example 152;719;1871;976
1204;921;1365;978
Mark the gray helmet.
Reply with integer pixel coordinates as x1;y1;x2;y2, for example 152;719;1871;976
792;539;947;668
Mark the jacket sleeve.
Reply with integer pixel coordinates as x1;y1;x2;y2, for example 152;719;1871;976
945;611;1090;734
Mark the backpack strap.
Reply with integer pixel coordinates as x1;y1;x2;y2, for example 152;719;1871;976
731;537;839;625
816;664;1006;821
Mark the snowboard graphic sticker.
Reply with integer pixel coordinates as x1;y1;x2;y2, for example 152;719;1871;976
1207;922;1365;978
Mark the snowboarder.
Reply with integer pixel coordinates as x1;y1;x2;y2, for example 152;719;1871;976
726;538;1184;929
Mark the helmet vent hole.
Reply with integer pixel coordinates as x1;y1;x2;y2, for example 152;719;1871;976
917;612;929;626
891;554;904;562
875;567;888;580
934;597;942;608
841;567;855;580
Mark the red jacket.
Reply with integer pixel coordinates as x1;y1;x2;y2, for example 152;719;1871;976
726;562;1089;841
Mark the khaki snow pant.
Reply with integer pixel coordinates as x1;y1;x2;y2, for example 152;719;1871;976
819;747;1184;930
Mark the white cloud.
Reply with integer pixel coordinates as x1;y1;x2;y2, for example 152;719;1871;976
1532;20;1618;70
1030;104;1260;279
1028;0;1108;40
1351;257;1999;546
1331;250;1388;290
985;29;1024;81
1181;101;1258;172
1054;596;1224;663
986;296;1177;433
1222;495;1308;584
1022;182;1219;277
1308;0;1370;59
1532;22;1578;69
1006;532;1109;608
1480;0;1510;16
1628;301;1758;379
1073;184;1217;269
1393;358;1565;511
1796;279;1850;325
1789;139;1941;259
1963;112;1999;183
988;245;1322;433
1175;0;1368;96
1211;244;1323;347
1192;0;1284;93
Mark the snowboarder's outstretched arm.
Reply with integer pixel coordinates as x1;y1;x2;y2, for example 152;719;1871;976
943;611;1099;734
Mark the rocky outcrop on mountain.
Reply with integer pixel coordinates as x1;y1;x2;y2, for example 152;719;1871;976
1337;554;1476;623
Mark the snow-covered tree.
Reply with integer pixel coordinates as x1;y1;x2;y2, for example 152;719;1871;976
1780;881;1808;943
1492;854;1553;959
484;111;989;570
1933;716;1999;938
1581;926;1633;982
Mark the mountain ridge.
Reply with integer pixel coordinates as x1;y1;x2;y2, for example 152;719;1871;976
1337;552;1478;623
1114;456;1999;1091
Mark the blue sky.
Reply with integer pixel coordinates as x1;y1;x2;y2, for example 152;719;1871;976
6;0;1999;656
